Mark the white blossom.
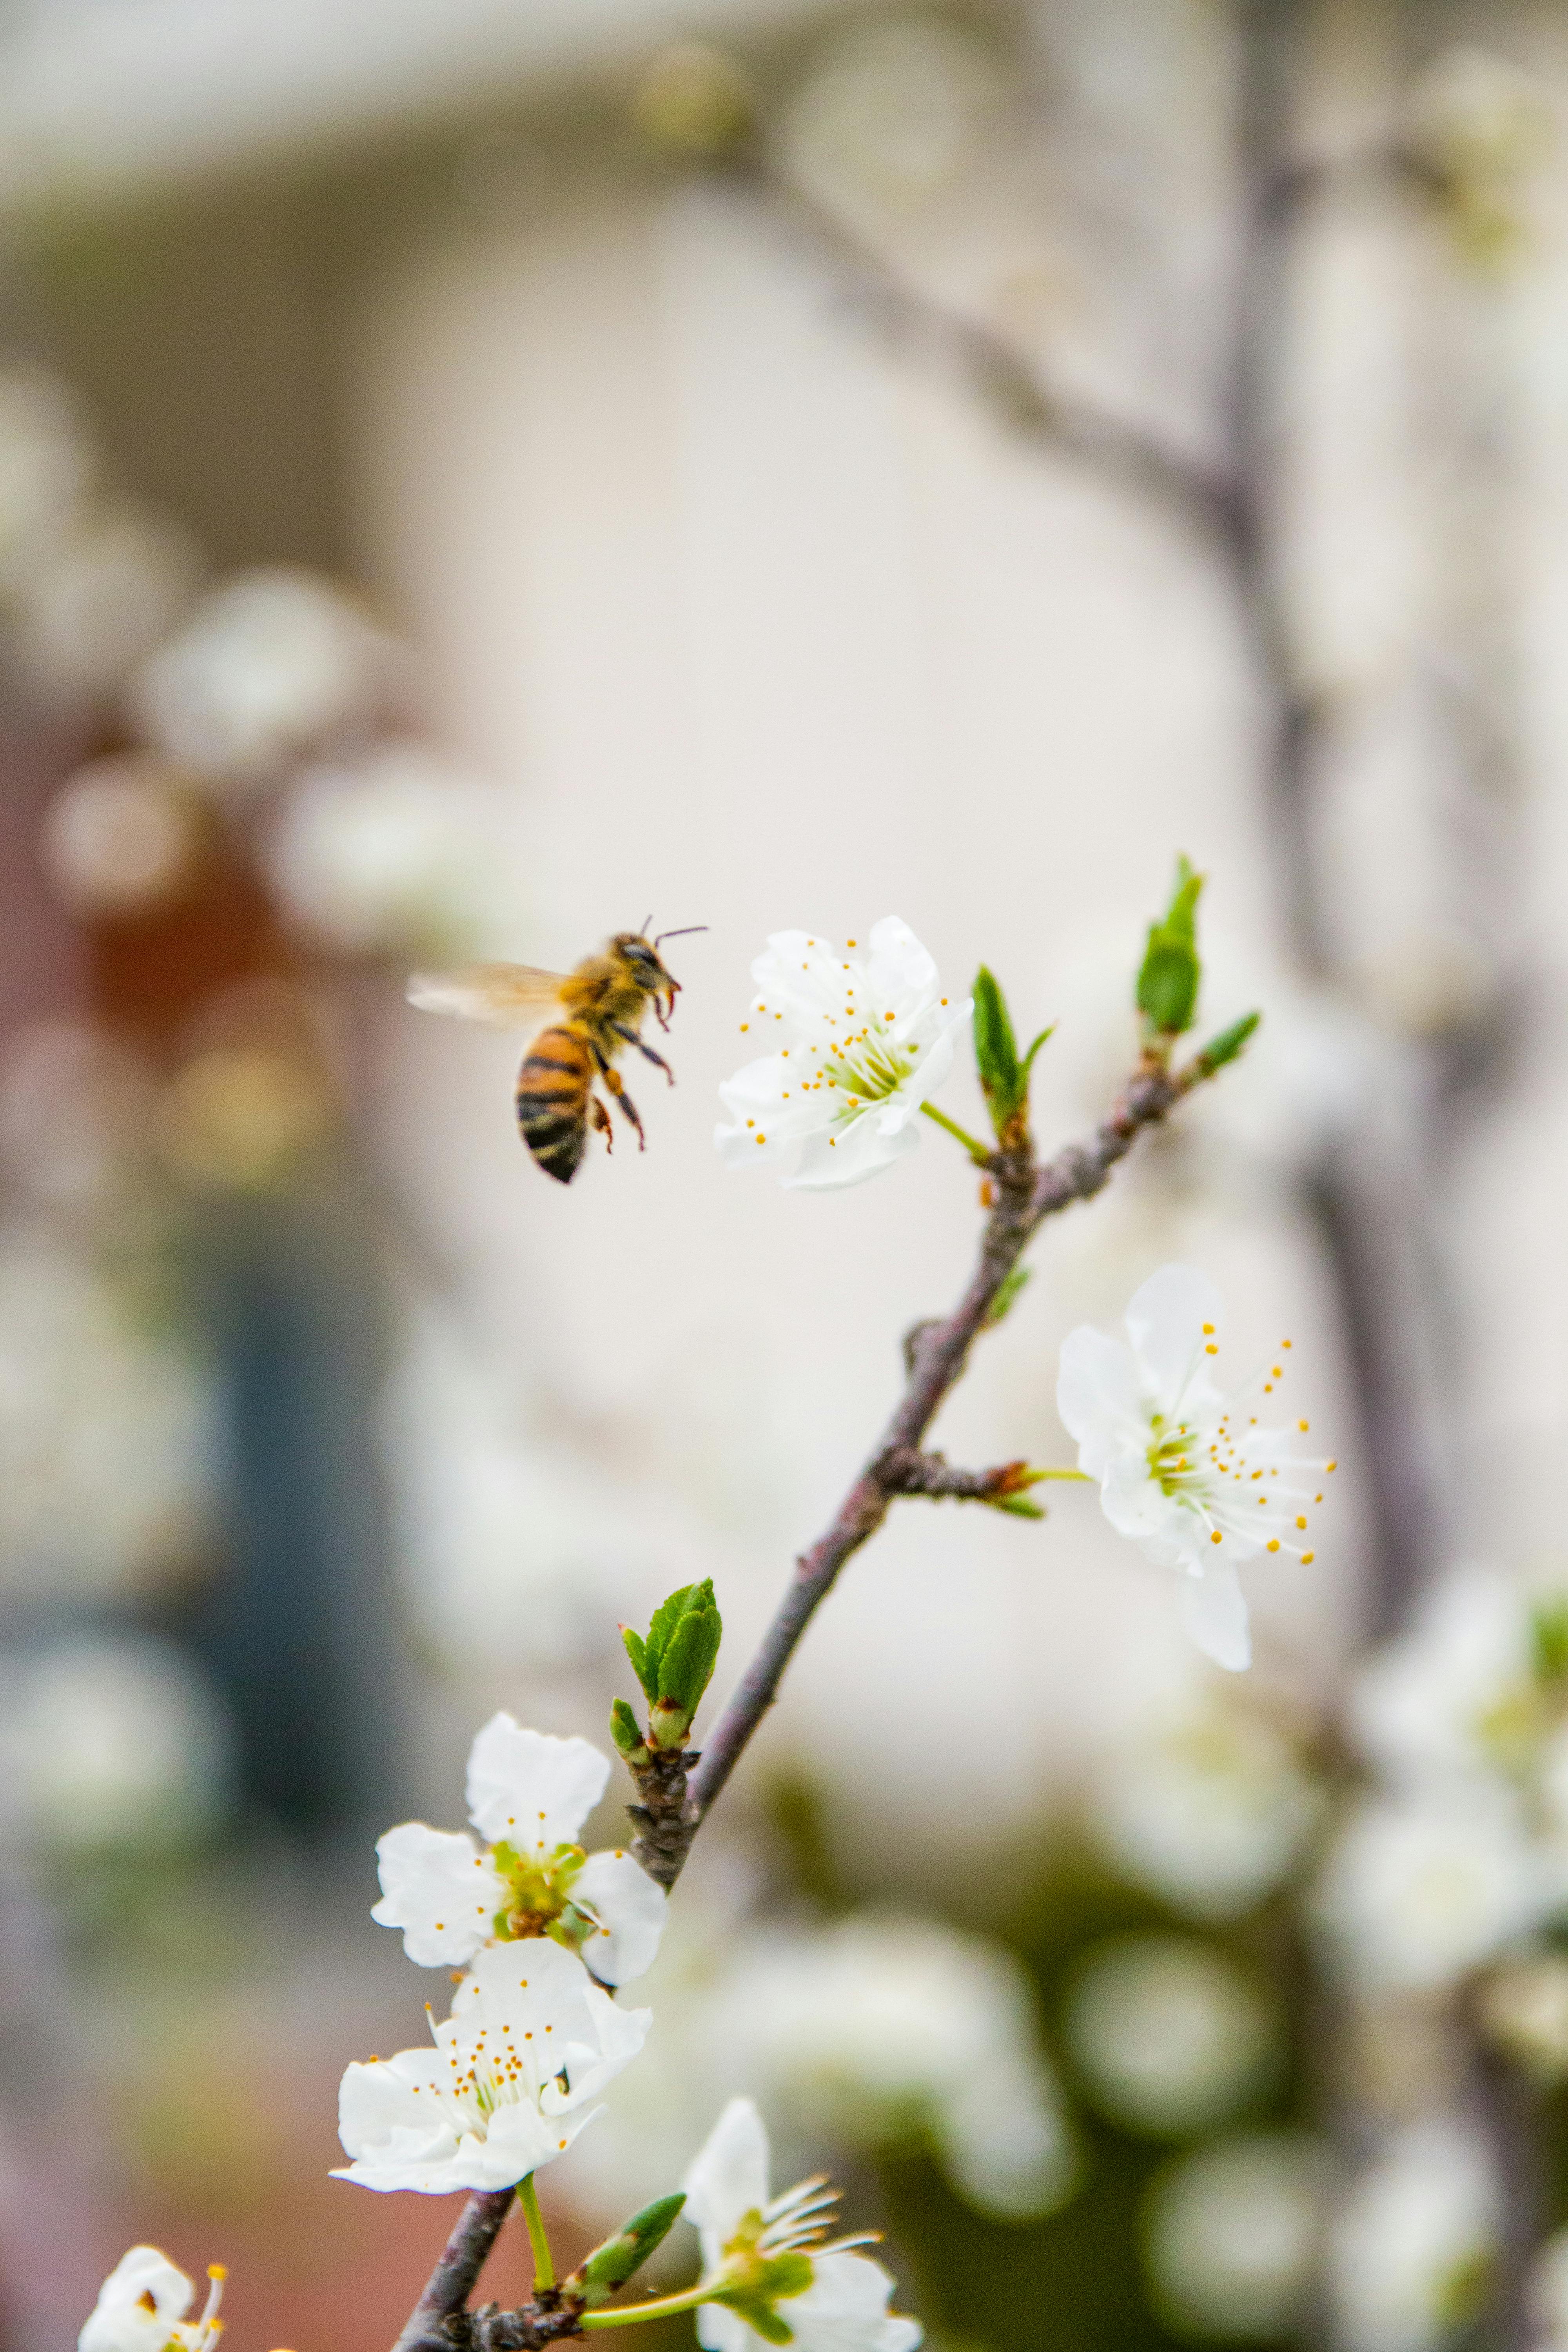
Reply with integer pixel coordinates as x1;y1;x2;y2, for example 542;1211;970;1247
1314;1789;1548;1992
131;568;391;790
372;1713;665;1985
1063;1934;1277;2137
1327;2119;1499;2352
1527;2225;1568;2351
0;1633;231;1853
264;743;519;957
1349;1568;1566;1796
715;920;971;1190
711;1911;1075;2221
1144;2132;1327;2341
15;501;200;700
80;2248;226;2352
334;1938;649;2194
1056;1263;1332;1671
682;2097;921;2352
1092;1691;1322;1921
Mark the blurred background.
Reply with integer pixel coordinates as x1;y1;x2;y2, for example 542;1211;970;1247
3;0;1568;2346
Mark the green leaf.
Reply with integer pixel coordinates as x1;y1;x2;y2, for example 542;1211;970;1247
1019;1024;1055;1083
972;966;1021;1129
658;1593;723;1716
987;1495;1046;1519
1137;855;1205;1036
609;1698;647;1762
643;1583;697;1686
1193;1009;1261;1076
983;1264;1032;1329
620;1626;654;1702
572;2193;686;2307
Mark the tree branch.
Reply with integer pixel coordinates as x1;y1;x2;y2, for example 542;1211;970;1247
392;1053;1203;2348
683;1056;1185;1839
878;1447;1033;1502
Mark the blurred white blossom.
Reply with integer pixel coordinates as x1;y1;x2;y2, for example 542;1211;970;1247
39;755;206;920
1327;2120;1498;2352
1092;1689;1323;1920
0;1231;218;1599
15;500;200;700
1314;1789;1547;1993
0;1633;230;1853
777;18;1007;221
265;741;520;957
0;1022;156;1210
1144;2132;1327;2341
131;567;393;789
1477;1953;1568;2082
1349;1569;1543;1793
713;1911;1076;2220
1058;1263;1331;1670
1063;1933;1277;2136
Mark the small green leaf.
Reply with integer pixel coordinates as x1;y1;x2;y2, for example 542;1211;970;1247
973;966;1021;1129
643;1583;697;1686
987;1495;1046;1519
1138;855;1205;1036
1193;1009;1261;1076
1019;1024;1055;1083
659;1595;722;1717
983;1264;1032;1329
572;2193;686;2307
609;1698;647;1763
620;1626;654;1701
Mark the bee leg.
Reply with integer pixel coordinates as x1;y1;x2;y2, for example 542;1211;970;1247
600;1066;647;1151
610;1020;676;1087
590;1095;613;1154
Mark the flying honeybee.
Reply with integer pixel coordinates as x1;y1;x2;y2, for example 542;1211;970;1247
407;925;704;1183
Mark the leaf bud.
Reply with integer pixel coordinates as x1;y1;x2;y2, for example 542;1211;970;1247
1192;1008;1260;1077
972;966;1054;1141
566;2192;687;2309
622;1579;723;1750
1138;855;1204;1037
609;1697;649;1767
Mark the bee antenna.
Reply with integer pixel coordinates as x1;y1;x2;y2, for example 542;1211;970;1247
639;912;654;938
653;924;708;947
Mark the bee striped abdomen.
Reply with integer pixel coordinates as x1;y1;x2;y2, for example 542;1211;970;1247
516;1025;593;1183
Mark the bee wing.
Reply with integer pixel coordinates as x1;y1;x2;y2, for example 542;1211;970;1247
406;963;569;1030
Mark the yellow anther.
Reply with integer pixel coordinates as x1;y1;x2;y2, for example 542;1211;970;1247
1202;1323;1215;1335
1267;1540;1280;1553
1295;1515;1307;1530
1301;1550;1316;1564
1210;1530;1223;1544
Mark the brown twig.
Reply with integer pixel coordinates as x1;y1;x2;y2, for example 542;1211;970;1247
394;2190;520;2352
879;1447;1033;1502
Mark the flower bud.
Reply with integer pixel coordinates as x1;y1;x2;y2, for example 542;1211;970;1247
609;1697;649;1767
1192;1009;1259;1077
566;2192;686;2308
1138;856;1204;1037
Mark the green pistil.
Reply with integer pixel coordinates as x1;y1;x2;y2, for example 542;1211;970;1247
1146;1415;1199;1498
489;1840;590;1954
823;1036;916;1116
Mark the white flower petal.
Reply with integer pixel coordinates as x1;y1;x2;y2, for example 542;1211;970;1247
787;1114;921;1191
372;1821;503;1967
1056;1327;1143;1474
1180;1555;1252;1672
1125;1263;1224;1412
684;2096;772;2263
863;915;938;1011
572;1848;667;1984
782;2249;925;2352
80;2249;200;2352
465;1714;609;1849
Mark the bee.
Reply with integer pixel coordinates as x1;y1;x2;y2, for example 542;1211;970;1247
407;925;704;1184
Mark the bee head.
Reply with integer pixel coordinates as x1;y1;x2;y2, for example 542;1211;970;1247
616;924;706;998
